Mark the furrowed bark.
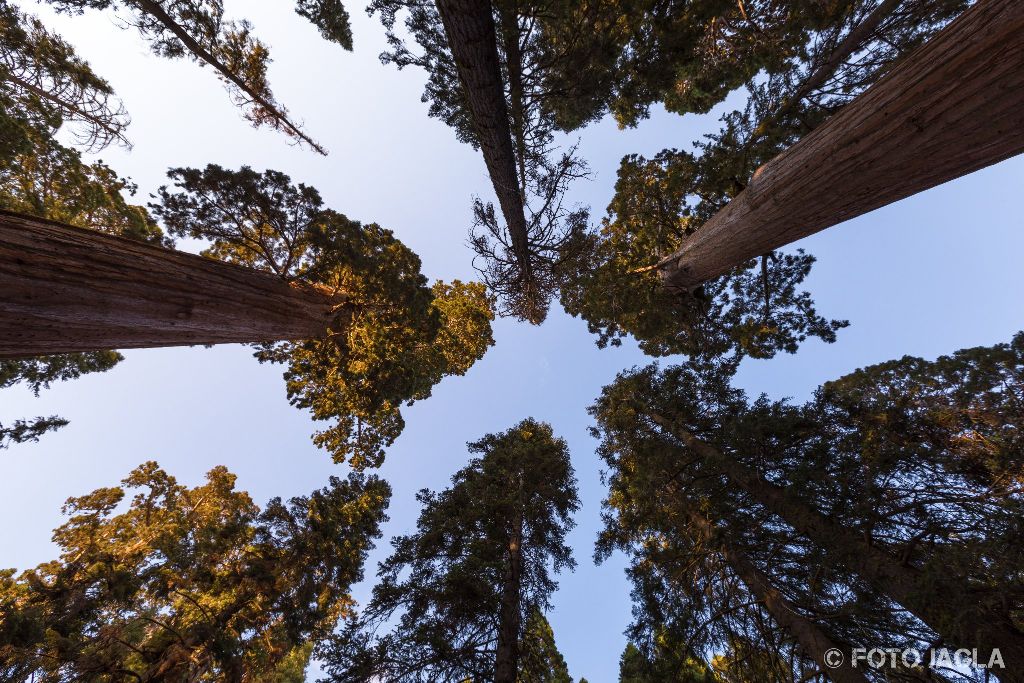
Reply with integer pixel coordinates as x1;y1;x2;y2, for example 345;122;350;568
659;0;1024;289
650;412;1024;678
681;503;869;683
0;210;340;357
435;0;531;275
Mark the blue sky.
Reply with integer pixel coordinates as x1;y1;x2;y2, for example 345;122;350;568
2;2;1023;680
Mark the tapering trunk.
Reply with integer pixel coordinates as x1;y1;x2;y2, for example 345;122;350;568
650;412;1024;678
0;210;340;357
494;507;523;683
682;503;869;683
659;0;1024;289
497;6;527;198
434;0;531;274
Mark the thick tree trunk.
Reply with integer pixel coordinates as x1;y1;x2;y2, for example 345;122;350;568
493;507;523;683
682;504;869;683
434;0;531;274
650;412;1024;678
659;0;1024;289
0;210;340;357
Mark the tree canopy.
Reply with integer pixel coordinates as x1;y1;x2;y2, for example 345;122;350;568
321;418;579;682
558;0;968;361
592;333;1024;677
0;462;390;682
153;164;495;468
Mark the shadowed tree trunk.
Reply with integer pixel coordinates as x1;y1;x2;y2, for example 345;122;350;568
679;500;870;683
434;0;531;279
650;411;1024;678
494;504;524;683
659;0;1024;289
0;210;340;358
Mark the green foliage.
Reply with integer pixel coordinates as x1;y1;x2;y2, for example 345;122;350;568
518;607;572;683
321;419;579;681
295;0;353;50
154;165;495;467
558;1;971;362
0;0;129;154
618;642;717;683
591;334;1024;678
560;149;846;360
0;346;123;451
0;462;390;682
44;0;325;151
537;0;969;130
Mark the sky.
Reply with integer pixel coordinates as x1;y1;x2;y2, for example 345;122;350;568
2;2;1024;681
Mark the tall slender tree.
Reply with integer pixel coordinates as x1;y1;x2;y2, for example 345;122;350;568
369;0;590;323
44;0;358;154
320;418;579;682
0;462;390;682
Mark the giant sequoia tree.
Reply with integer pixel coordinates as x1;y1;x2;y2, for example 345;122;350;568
370;0;591;323
592;335;1024;679
0;462;389;682
0;0;169;447
556;0;970;360
321;418;579;682
152;165;495;468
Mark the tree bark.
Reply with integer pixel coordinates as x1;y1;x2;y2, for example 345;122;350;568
434;0;531;275
0;210;340;357
493;504;524;683
681;503;869;683
659;0;1024;289
650;412;1024;679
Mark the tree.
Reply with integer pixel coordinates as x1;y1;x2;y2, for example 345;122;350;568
0;462;390;682
43;0;358;154
591;335;1024;679
369;0;591;323
518;606;572;683
618;642;718;683
558;0;972;360
320;418;580;682
152;164;495;467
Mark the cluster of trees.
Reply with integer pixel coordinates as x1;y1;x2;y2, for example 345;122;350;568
3;0;1024;681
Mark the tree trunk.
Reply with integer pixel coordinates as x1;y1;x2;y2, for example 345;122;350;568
659;0;1024;289
0;210;340;357
682;503;869;683
494;506;524;683
434;0;531;275
650;412;1024;679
